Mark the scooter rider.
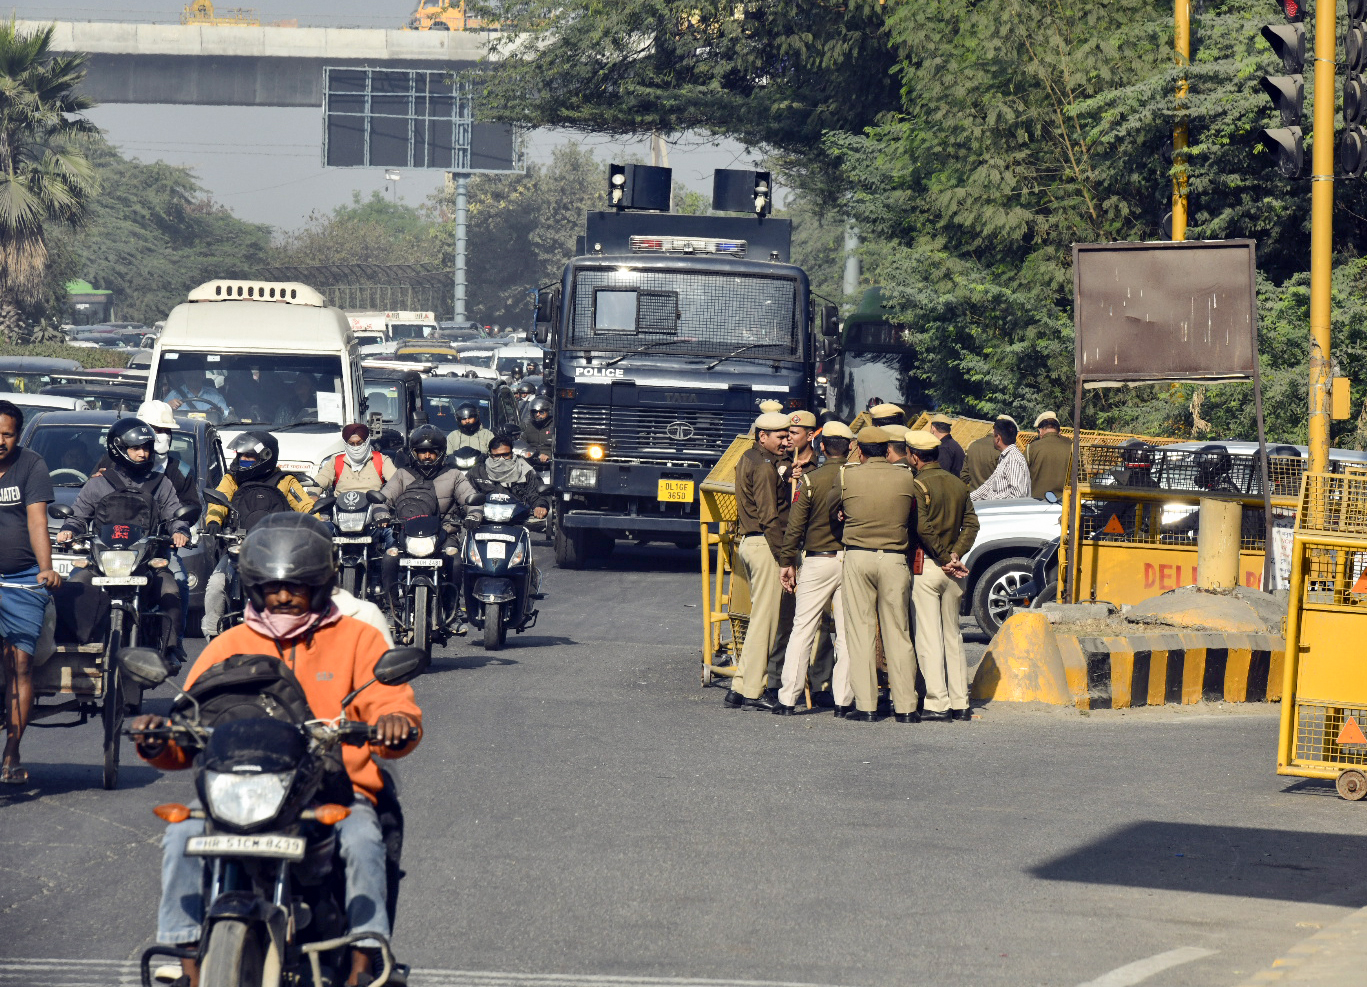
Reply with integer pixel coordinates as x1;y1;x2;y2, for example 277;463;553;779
464;434;549;520
520;397;553;465
378;424;483;611
131;514;421;987
56;418;190;656
445;402;494;458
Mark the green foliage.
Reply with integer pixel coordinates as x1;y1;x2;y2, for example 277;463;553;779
270;191;431;267
75;143;271;325
0;340;128;367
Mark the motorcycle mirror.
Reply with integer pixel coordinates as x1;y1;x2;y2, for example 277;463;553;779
174;504;202;525
48;503;74;520
373;647;429;686
366;490;386;504
312;496;337;515
1044;492;1059;504
119;647;171;689
204;489;231;508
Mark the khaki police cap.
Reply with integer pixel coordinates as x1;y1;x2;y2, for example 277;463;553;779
756;412;792;432
995;414;1019;428
1034;411;1060;427
882;425;911;442
789;410;817;428
857;425;889;443
870;403;904;420
905;429;941;452
758;400;785;414
929;413;954;427
821;421;854;440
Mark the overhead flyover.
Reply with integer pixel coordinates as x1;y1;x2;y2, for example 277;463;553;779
21;20;498;106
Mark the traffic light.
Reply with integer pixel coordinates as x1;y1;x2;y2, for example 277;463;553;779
1259;0;1306;178
1345;0;1367;177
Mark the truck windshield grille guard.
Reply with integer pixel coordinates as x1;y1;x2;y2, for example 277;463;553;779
570;406;754;459
568;268;800;358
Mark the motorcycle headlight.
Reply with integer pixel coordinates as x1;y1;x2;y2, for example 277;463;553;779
465;534;481;564
205;770;291;828
97;549;138;578
484;502;516;523
338;512;366;533
407;535;437;557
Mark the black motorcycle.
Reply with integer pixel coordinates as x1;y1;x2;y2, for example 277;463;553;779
122;646;426;987
389;514;463;658
312;490;388;600
48;501;200;789
461;492;539;651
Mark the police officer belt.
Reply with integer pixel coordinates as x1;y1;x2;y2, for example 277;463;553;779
845;546;904;553
804;551;838;558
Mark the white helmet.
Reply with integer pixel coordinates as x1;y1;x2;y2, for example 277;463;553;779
137;399;178;430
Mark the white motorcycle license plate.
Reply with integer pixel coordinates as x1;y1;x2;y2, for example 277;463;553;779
92;576;148;587
400;558;442;567
186;834;306;861
484;542;507;560
332;536;371;544
52;555;79;576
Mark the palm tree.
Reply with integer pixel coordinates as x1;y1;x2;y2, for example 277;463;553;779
0;20;96;340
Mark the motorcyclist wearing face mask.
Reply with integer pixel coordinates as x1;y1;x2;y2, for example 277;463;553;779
521;397;553;465
315;423;396;494
444;402;494;458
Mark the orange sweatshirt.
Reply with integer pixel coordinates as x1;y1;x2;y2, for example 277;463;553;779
143;616;423;803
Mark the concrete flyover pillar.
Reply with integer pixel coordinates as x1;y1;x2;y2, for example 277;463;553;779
1196;498;1241;590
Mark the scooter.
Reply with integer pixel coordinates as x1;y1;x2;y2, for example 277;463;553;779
461;492;539;651
312;489;388;600
123;646;426;987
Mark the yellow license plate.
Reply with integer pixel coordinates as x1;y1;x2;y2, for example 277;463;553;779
657;480;695;502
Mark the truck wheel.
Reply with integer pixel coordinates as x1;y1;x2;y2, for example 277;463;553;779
971;557;1034;638
554;524;586;569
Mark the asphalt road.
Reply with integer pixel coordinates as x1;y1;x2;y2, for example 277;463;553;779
2;541;1365;987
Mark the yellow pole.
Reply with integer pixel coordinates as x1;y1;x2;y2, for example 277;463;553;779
1172;0;1190;240
1309;0;1335;475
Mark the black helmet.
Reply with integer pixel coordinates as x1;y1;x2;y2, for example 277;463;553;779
228;431;279;484
106;417;156;477
238;513;337;613
455;402;481;435
407;423;448;481
1194;444;1233;487
514;382;534;397
528;396;552;426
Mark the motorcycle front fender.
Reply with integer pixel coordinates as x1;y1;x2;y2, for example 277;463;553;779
204;891;289;987
473;576;516;604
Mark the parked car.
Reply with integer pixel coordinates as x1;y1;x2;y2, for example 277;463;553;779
20;410;228;614
421;375;521;439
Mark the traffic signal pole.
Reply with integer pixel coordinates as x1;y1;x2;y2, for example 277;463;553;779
1309;0;1334;475
1173;0;1190;240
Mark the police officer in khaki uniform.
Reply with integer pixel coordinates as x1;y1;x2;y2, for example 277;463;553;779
1026;411;1072;500
839;426;921;722
788;410;819;484
775;422;854;715
907;429;980;721
726;411;793;710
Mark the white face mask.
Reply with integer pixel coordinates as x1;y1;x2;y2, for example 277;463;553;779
345;440;371;465
153;433;171;456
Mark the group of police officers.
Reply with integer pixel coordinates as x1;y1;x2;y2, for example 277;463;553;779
726;400;1074;722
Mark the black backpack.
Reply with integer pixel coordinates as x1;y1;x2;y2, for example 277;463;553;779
394;479;440;521
231;473;293;531
93;470;162;530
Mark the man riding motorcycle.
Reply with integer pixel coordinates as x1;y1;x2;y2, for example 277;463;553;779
464;435;549;520
200;431;315;638
444;402;494;458
377;424;483;613
520;397;553;466
56;418;190;656
315;423;396;495
131;514;422;987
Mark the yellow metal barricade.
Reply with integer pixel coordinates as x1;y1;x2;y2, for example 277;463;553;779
699;436;753;685
1277;473;1367;798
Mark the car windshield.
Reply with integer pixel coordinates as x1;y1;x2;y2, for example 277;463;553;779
153;352;345;428
389;324;429;341
27;424;197;486
424;395;491;431
364;382;404;424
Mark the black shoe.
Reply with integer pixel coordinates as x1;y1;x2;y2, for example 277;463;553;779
921;709;952;722
951;707;973;721
723;690;746;708
772;703;797;715
834;704;854;719
876;693;893;716
847;710;880;722
810;689;836;708
894;711;922;724
751;692;780;712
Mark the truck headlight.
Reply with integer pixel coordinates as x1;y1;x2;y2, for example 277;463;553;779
205;770;291;828
568;466;598;490
587;445;605;461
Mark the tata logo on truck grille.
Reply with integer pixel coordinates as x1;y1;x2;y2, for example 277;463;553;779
664;421;695;441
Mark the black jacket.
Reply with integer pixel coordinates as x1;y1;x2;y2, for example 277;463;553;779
94;453;200;508
465;459;549;513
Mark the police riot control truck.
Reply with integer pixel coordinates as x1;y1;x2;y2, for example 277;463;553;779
534;165;833;568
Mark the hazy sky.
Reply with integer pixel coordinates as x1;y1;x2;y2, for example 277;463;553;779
17;1;766;235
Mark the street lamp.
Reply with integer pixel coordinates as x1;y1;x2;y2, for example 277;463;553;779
385;169;401;203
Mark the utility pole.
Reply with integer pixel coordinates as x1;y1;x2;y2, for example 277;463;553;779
1309;0;1334;474
447;171;469;324
1172;0;1190;240
842;224;860;306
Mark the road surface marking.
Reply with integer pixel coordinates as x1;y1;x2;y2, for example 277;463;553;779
1075;947;1218;987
